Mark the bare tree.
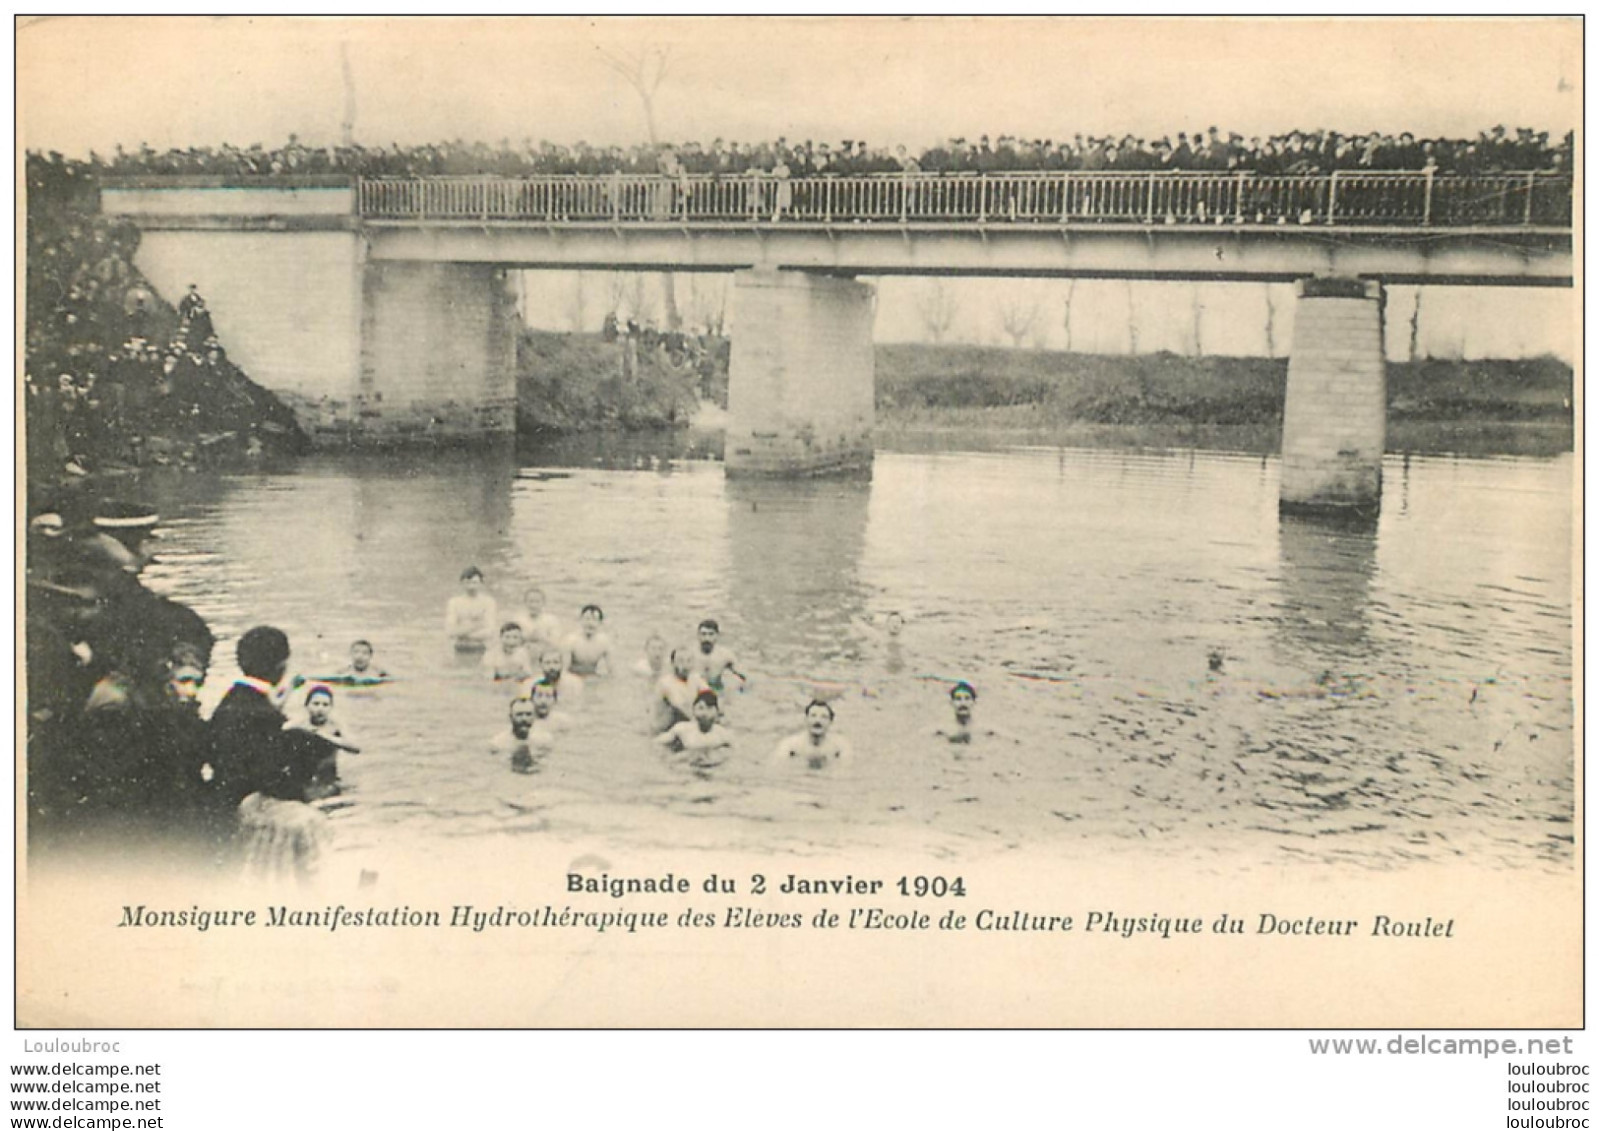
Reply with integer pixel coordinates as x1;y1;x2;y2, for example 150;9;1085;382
1408;287;1423;362
1061;279;1077;352
998;293;1040;349
622;274;650;324
597;45;671;141
605;272;628;317
339;42;357;146
566;271;589;332
600;45;683;331
916;280;959;344
687;275;728;336
1125;279;1140;355
1263;284;1278;357
1190;283;1205;356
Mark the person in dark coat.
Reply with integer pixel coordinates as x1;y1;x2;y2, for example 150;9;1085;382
203;626;334;880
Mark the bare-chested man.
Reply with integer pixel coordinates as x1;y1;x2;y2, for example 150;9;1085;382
529;648;583;705
695;618;746;693
515;587;564;652
655;689;733;753
445;566;497;652
489;695;541;774
654;647;710;734
772;700;851;770
564;604;613;677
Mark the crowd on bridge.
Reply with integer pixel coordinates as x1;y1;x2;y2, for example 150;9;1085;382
26;124;1574;192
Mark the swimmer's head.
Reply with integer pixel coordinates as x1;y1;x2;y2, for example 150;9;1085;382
460;566;484;593
644;633;667;663
692;688;719;727
579;604;603;634
508;695;536;737
237;626;291;684
539;649;565;679
698;619;720;652
305;684;334;725
349;639;373;671
523;587;545;612
530;680;558;716
805;699;834;736
670;647;695;679
950;681;977;722
499;622;525;649
885;611;905;637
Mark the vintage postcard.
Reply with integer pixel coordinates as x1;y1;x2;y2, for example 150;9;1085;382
16;16;1581;1028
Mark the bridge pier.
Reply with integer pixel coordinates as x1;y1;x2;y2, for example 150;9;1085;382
357;262;517;444
725;269;876;478
1280;277;1387;514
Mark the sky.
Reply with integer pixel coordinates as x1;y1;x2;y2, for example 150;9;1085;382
18;17;1581;157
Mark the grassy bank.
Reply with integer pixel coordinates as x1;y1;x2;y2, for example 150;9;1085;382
516;330;716;434
515;332;1572;456
876;344;1573;425
874;345;1573;457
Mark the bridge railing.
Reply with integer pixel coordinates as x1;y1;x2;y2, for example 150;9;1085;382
356;171;1572;228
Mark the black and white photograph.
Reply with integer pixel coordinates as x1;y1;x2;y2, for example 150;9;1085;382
15;16;1580;1038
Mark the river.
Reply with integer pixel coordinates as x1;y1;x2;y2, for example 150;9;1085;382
136;434;1574;874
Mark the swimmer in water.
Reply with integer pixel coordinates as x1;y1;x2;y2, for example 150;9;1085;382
654;647;710;733
483;621;536;682
694;618;747;693
489;695;541;773
445;566;497;651
527;679;568;743
292;684;361;753
564;604;613;677
515;586;563;651
772;699;851;770
343;639;390;681
933;681;1017;745
656;688;733;753
936;681;979;743
531;647;583;704
632;632;669;679
289;684;359;800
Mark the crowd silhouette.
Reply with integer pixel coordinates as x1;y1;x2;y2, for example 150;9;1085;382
26;125;1574;190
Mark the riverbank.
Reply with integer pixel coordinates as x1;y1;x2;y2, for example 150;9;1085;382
516;329;725;434
874;347;1573;458
23;177;309;505
877;344;1572;422
516;333;1572;457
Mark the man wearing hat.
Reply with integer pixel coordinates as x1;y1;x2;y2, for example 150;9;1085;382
79;498;160;576
67;500;213;717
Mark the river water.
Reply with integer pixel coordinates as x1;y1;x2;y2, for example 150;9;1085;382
137;435;1574;873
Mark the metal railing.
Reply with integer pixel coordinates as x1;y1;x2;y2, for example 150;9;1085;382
356;171;1572;228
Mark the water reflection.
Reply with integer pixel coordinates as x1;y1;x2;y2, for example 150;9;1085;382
725;476;873;677
1274;510;1380;669
109;440;1572;870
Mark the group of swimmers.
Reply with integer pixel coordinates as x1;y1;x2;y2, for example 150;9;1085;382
435;565;1004;781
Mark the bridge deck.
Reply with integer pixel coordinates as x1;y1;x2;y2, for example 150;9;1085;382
353;171;1572;229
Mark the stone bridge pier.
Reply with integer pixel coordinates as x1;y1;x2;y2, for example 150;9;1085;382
724;269;877;477
1280;277;1387;513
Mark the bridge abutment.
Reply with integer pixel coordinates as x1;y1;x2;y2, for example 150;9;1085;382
357;262;517;444
1280;278;1387;513
725;269;877;477
132;230;517;446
